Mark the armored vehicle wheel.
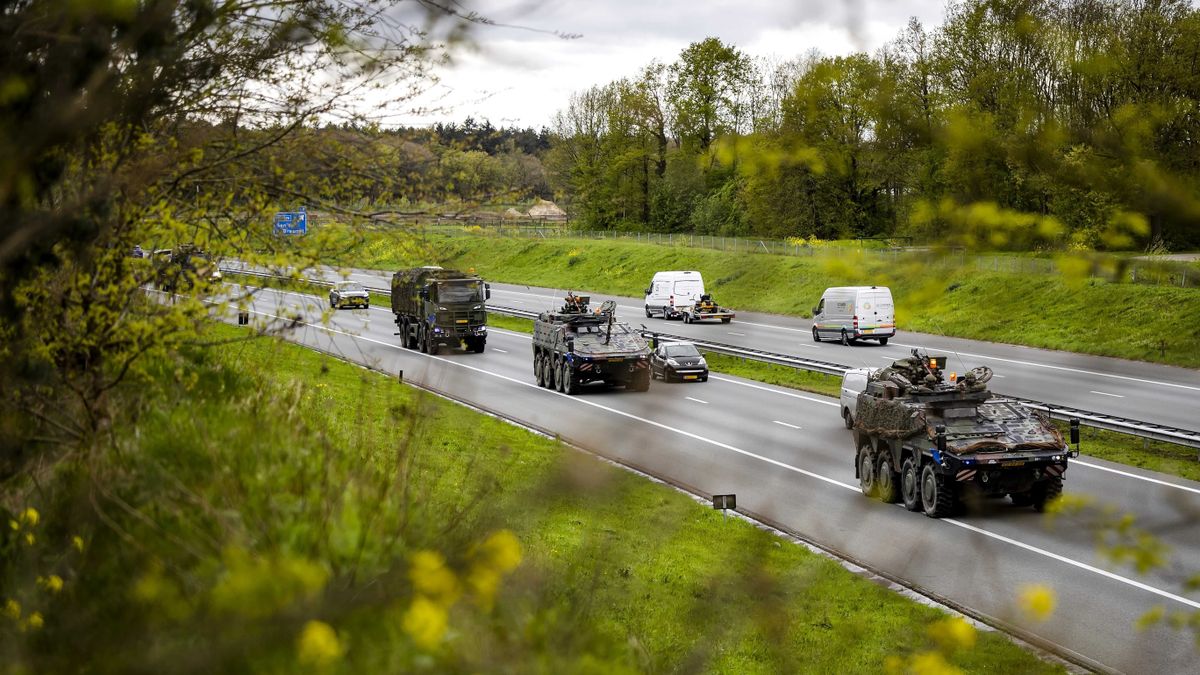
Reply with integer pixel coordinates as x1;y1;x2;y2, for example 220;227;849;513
876;454;900;504
552;359;565;392
842;408;854;429
560;362;578;395
920;463;955;518
812;326;821;342
900;456;922;511
534;354;545;386
1030;477;1062;513
857;446;877;498
878;337;888;346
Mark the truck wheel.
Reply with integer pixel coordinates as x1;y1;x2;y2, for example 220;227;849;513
920;463;955;518
1031;477;1063;513
901;456;922;511
857;446;877;498
812;326;822;342
418;325;428;353
842;408;854;430
407;323;419;350
471;338;485;354
683;313;691;324
878;337;888;346
876;454;900;504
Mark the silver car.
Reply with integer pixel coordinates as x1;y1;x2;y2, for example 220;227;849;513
839;367;874;429
329;281;370;309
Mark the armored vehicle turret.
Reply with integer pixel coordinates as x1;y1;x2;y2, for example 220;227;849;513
852;350;1079;517
532;293;651;394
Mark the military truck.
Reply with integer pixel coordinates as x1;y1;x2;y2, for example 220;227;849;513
852;350;1079;518
392;266;490;354
532;293;651;394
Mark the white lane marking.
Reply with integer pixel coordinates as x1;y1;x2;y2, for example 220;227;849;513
729;319;808;334
991;374;1006;378
685;396;708;405
728;331;746;336
1073;460;1200;496
1090;390;1124;398
492;348;508;354
796;343;821;349
257;287;1200;497
707;375;839;408
773;420;802;429
245;304;1200;612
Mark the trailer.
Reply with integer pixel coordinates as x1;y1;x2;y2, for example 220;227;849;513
681;294;735;324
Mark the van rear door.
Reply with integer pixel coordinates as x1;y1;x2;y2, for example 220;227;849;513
673;279;703;304
861;290;894;334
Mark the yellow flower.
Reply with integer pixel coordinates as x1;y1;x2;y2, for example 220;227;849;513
7;519;16;531
402;596;448;650
296;620;344;668
3;599;20;621
22;612;44;632
19;507;38;527
1018;584;1057;622
927;617;976;652
72;536;85;553
24;532;35;546
908;650;963;675
37;575;64;593
475;530;522;574
408;551;460;606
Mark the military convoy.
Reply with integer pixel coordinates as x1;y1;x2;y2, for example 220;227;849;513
532;293;652;394
392;266;490;354
850;350;1078;517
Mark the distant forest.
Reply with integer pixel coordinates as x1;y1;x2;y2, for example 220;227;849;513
546;0;1200;250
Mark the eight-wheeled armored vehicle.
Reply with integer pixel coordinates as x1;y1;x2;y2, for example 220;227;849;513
852;350;1078;518
533;293;651;394
392;266;490;354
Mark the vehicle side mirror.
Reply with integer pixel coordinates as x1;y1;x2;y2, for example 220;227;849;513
935;424;946;454
418;288;429;300
485;283;491;300
566;338;574;351
812;307;819;315
645;287;652;295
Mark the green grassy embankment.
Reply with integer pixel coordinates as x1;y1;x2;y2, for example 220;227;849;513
344;232;1200;369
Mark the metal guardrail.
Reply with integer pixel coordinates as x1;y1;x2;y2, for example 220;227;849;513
224;267;1200;450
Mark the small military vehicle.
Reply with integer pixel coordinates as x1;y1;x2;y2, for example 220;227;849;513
533;293;651;394
852;350;1079;518
392;266;490;354
681;294;735;324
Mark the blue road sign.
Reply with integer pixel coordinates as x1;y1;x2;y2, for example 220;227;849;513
274;209;308;235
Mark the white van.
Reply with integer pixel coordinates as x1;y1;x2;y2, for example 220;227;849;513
812;286;895;345
644;271;705;319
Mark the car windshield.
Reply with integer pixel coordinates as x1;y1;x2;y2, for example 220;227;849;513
665;344;700;357
435;281;484;303
338;283;364;292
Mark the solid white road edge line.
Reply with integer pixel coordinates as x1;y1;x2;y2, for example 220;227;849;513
245;300;1200;612
1089;390;1125;398
252;288;1200;497
685;397;708;404
773;421;802;429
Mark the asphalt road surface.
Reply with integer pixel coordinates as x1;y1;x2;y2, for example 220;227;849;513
308;266;1200;437
228;285;1200;675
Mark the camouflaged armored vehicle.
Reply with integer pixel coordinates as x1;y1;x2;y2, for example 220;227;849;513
852;350;1079;518
532;293;651;394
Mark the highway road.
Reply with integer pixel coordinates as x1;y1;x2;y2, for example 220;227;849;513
311;266;1200;437
231;285;1200;674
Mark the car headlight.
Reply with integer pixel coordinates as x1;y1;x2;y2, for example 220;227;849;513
666;358;679;366
698;358;707;367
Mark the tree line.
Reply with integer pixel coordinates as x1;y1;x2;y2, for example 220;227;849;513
546;0;1200;250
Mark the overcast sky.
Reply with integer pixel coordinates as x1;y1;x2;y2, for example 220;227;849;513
392;0;945;129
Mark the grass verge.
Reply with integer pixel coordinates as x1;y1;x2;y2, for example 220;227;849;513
340;231;1200;368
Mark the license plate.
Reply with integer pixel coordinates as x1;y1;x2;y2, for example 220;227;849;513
1001;460;1026;467
609;357;623;362
456;319;467;324
862;328;874;334
684;375;697;380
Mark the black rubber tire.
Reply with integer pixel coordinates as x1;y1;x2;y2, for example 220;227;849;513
560;362;577;395
920;463;956;518
857;447;877;498
1031;477;1063;513
901;456;922;511
812;326;821;342
682;313;691;324
700;375;708;382
534;353;545;387
876;453;900;504
418;325;428;353
841;330;850;346
720;317;731;323
878;337;888;346
629;370;650;392
471;338;485;354
407;322;419;350
552;359;564;392
364;303;369;310
645;305;652;318
842;408;854;430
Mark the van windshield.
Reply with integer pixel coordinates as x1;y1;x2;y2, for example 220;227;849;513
674;280;702;297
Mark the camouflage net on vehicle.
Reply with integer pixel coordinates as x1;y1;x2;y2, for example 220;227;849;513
854;394;928;439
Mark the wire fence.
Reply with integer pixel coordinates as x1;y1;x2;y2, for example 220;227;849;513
403;222;1198;289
